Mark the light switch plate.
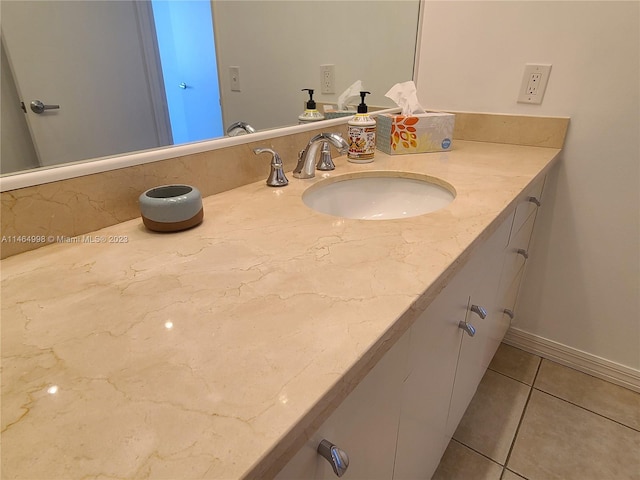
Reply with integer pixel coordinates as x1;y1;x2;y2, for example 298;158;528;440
517;64;551;104
229;66;241;92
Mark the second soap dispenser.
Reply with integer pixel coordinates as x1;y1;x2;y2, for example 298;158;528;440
347;91;376;163
299;88;325;124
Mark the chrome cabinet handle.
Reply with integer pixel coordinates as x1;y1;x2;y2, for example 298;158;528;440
503;308;515;320
458;320;476;337
318;439;349;477
528;196;541;207
30;100;60;114
179;82;188;89
516;248;529;259
470;304;487;319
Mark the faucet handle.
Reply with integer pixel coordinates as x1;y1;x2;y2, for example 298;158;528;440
316;141;336;171
253;148;289;187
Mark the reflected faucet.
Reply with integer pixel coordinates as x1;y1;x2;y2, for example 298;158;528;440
226;121;256;136
293;133;349;179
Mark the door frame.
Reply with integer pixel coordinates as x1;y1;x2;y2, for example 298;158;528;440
133;1;173;147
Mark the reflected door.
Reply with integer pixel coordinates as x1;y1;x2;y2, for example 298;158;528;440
151;0;223;144
1;1;170;167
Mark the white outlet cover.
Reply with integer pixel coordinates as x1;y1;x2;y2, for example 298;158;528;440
320;64;335;94
517;64;552;104
229;66;241;92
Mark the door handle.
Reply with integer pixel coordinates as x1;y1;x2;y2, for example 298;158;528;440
30;100;60;114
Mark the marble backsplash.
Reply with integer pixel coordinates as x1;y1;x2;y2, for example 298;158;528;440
0;112;568;259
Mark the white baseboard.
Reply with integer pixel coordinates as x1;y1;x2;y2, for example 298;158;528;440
504;327;640;393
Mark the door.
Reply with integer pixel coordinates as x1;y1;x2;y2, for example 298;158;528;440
393;265;472;479
446;214;514;437
151;0;224;144
1;0;170;167
275;332;410;480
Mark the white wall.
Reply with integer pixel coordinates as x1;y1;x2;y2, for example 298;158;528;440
213;0;420;131
416;1;639;371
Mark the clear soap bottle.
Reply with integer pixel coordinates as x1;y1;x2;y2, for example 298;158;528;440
347;91;376;163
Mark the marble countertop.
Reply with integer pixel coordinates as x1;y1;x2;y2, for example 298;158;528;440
1;141;561;479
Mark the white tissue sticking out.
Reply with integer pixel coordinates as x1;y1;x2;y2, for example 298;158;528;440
385;81;426;116
337;80;362;111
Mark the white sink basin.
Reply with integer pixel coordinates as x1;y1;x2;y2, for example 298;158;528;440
302;172;455;220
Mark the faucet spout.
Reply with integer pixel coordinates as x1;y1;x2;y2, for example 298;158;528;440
293;133;349;179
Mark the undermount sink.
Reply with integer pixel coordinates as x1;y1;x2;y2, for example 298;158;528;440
302;172;456;220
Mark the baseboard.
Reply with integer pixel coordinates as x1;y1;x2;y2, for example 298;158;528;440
504;327;640;393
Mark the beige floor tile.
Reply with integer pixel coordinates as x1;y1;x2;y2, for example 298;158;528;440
535;360;640;430
508;390;640;480
453;370;530;464
432;440;503;480
502;469;526;480
488;343;541;385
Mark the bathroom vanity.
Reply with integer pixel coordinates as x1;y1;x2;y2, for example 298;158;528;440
0;139;562;479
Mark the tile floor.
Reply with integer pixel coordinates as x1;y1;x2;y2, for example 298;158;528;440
432;343;640;480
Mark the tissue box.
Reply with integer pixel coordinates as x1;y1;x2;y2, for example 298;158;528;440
376;112;455;155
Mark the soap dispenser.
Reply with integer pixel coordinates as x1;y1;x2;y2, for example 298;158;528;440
347;91;376;163
299;88;325;124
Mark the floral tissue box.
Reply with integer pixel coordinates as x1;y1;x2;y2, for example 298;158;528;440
376;112;455;154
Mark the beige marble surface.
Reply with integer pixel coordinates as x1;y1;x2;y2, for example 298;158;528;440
0;112;569;259
1;141;561;479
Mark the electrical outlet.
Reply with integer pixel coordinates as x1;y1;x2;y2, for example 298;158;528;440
229;66;241;92
320;64;335;94
527;73;542;95
518;64;551;104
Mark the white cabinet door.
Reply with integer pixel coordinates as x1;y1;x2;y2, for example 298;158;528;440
393;261;473;479
275;332;409;480
446;214;513;436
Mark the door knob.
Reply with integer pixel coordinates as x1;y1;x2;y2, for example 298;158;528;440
30;100;60;114
318;439;349;477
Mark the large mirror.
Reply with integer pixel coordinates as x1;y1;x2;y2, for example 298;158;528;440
1;0;420;178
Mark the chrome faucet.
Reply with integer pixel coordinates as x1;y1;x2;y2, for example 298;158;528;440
293;133;349;179
227;121;256;136
253;148;289;187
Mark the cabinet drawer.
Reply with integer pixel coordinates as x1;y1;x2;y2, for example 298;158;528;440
275;332;409;480
509;176;544;244
500;268;524;328
502;211;536;288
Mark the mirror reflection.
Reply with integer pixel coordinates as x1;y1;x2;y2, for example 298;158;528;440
1;0;420;176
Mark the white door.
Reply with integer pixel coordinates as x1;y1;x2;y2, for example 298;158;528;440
151;0;223;144
1;0;169;167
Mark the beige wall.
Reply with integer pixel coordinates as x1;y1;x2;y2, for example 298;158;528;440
416;1;639;371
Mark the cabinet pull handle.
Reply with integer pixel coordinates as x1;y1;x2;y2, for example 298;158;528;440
318;439;349;477
503;308;515;320
516;248;529;259
458;321;476;337
528;196;541;207
470;304;487;319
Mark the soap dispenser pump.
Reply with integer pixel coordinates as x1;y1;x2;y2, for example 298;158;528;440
299;88;325;124
347;91;376;163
